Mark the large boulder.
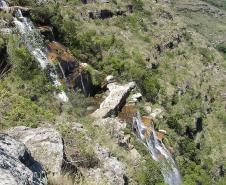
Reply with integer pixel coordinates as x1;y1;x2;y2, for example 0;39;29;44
84;144;127;185
6;126;64;175
91;82;136;118
0;134;46;185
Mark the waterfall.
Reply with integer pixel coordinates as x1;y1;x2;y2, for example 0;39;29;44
133;113;182;185
11;7;68;102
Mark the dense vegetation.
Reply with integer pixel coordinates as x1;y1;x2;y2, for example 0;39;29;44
0;0;226;184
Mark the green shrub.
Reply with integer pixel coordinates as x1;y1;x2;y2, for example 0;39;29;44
166;114;183;134
136;156;165;185
216;43;226;54
141;75;161;103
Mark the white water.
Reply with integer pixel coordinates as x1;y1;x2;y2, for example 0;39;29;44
10;7;68;102
133;113;182;185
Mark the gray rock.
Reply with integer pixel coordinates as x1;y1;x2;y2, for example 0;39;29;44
6;126;64;175
105;75;115;84
150;108;163;118
84;145;126;185
0;134;46;185
130;93;142;103
71;122;87;132
130;148;141;167
91;82;136;118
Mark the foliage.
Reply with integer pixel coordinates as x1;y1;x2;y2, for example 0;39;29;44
141;74;161;103
166;114;183;134
136;156;165;185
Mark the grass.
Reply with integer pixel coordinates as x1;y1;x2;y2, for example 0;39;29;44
1;0;226;184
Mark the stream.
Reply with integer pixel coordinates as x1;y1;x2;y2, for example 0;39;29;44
133;112;182;185
0;0;68;102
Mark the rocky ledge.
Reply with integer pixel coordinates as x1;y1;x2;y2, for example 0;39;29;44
0;134;46;185
6;126;64;175
91;82;136;118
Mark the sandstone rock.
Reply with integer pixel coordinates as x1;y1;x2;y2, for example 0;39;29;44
0;134;46;185
6;126;64;175
91;82;136;118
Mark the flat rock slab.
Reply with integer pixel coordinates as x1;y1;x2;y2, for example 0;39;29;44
91;82;136;118
7;126;64;175
0;134;46;185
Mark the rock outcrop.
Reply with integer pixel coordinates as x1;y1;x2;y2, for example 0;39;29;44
0;134;46;185
47;41;98;96
91;82;136;118
84;144;126;185
6;126;64;175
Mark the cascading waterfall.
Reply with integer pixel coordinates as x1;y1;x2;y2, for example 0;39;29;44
1;0;68;102
133;113;182;185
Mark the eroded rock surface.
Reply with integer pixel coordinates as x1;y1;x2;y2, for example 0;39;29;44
91;82;136;118
84;144;126;185
6;126;64;175
0;134;46;185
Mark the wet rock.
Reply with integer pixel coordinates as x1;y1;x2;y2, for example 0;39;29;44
48;42;98;96
118;104;137;123
91;82;136;118
6;126;64;175
141;116;154;126
0;134;46;185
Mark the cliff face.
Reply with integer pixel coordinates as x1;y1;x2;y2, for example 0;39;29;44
0;0;226;184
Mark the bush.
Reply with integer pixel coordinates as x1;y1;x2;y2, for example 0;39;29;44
136;156;165;185
141;75;161;103
132;0;144;11
166;114;183;134
216;43;226;54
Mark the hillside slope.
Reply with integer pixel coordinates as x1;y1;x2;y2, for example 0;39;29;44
0;0;226;185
